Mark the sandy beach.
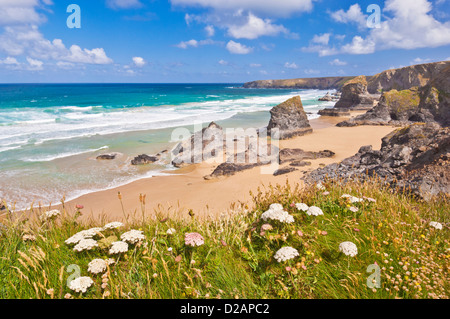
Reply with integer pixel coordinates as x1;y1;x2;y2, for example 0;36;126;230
60;113;395;223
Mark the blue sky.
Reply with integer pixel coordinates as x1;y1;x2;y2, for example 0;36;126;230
0;0;449;83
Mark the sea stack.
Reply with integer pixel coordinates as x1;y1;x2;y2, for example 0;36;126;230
267;96;313;140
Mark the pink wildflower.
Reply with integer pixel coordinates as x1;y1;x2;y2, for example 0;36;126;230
185;232;205;247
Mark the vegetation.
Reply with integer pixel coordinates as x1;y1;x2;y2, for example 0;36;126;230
0;178;448;299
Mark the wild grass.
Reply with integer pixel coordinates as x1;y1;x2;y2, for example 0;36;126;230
0;178;448;299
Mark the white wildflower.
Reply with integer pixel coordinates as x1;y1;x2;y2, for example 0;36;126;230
341;194;363;203
295;203;309;212
167;228;176;235
429;221;443;230
68;276;94;294
316;183;326;191
120;229;145;244
274;247;299;262
339;241;358;257
349;206;359;213
73;239;98;252
363;197;376;203
88;259;108;274
306;206;324;216
65;233;88;245
42;209;60;220
109;241;128;255
65;228;103;245
261;204;294;224
103;222;124;230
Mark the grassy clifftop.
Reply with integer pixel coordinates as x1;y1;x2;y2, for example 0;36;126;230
0;179;448;299
243;76;357;90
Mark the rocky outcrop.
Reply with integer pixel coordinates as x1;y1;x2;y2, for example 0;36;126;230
243;76;356;90
306;123;450;200
267;96;312;139
337;64;450;127
334;76;379;109
273;167;297;176
279;148;335;164
367;61;450;94
131;154;159;165
318;92;340;102
172;122;225;168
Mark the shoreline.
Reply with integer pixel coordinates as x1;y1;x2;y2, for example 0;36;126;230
56;112;394;223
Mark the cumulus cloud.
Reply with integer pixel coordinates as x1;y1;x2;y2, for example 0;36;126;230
0;1;114;68
227;13;290;39
226;40;253;54
329;58;347;66
205;25;215;36
332;0;450;55
312;33;331;45
175;38;216;49
132;56;146;67
218;59;229;65
330;4;367;29
249;63;261;67
284;62;298;69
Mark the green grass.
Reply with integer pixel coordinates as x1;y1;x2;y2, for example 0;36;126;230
0;178;448;299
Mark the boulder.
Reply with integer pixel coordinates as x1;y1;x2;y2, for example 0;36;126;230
334;76;378;110
273;167;297;176
267;96;313;139
131;154;159;165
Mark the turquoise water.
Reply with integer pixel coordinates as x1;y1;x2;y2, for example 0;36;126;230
0;84;335;208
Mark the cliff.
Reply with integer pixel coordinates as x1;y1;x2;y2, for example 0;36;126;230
243;76;356;90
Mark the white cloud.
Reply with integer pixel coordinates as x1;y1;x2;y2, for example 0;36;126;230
284;62;298;69
26;56;43;70
312;33;331;45
218;59;229;65
411;57;431;64
226;40;253;54
331;4;367;29
132;56;146;67
304;69;320;75
175;39;215;49
106;0;143;10
227;13;290;39
332;0;450;55
205;25;215;37
0;1;114;68
250;63;261;67
329;58;347;66
170;0;314;17
0;56;19;65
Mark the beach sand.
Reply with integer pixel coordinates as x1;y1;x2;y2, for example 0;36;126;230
61;113;395;223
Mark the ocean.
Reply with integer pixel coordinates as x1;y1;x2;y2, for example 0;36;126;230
0;83;335;209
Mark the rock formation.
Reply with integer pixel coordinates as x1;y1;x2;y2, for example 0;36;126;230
337;64;450;127
305;123;450;200
267;96;313;139
96;154;117;160
131;154;159;165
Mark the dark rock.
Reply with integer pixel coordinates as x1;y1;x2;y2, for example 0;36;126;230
96;154;116;160
279;148;335;164
334;76;378;110
290;161;312;167
273;167;297;176
0;202;6;211
318;108;351;117
267;96;313;140
306;123;450;200
205;162;259;179
131;154;159;165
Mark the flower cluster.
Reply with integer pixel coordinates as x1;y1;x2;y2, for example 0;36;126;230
339;241;358;257
109;241;129;255
103;222;124;230
185;232;205;247
167;228;176;235
73;239;98;252
295;203;309;212
42;209;61;220
306;206;324;216
429;221;443;230
261;204;294;224
341;194;363;203
68;277;94;294
88;259;109;274
274;247;299;262
120;230;145;244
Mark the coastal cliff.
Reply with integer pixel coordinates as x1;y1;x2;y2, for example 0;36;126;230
243;76;356;90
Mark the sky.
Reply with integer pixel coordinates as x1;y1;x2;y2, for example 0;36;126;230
0;0;449;83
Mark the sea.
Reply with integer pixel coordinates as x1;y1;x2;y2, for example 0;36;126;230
0;83;336;209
